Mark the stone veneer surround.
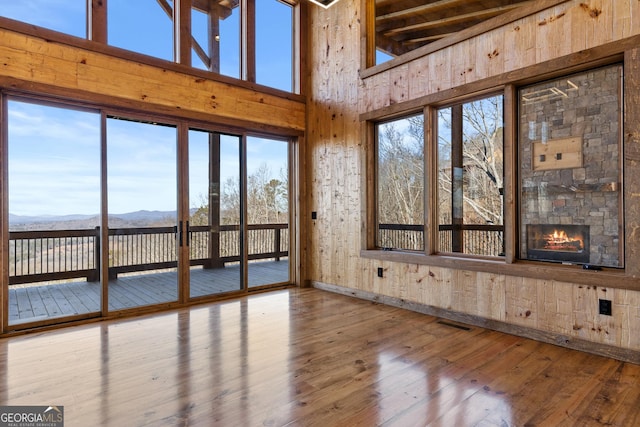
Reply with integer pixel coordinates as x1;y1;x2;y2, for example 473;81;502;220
519;64;623;268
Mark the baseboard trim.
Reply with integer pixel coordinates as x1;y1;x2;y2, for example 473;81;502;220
312;281;640;365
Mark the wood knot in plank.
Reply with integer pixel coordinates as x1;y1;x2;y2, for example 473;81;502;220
580;3;602;18
538;12;565;25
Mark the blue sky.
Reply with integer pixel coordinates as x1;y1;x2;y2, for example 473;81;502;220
8;100;288;217
4;2;290;217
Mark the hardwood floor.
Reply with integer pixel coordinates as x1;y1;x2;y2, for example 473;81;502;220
1;288;638;426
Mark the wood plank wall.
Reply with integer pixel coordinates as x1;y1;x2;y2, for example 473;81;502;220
306;0;640;357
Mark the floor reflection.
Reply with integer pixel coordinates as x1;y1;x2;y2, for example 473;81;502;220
0;289;635;426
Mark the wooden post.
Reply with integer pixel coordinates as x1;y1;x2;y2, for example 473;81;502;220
89;226;101;282
208;133;223;268
625;49;640;274
451;104;464;253
88;0;107;43
274;227;281;261
242;0;256;83
174;0;191;66
209;5;221;72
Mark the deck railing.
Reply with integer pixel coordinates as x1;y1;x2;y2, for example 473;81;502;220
9;223;289;285
378;223;504;256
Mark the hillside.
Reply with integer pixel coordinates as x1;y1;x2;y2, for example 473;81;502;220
9;210;178;230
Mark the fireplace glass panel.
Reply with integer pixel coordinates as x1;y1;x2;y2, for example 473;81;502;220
526;224;590;264
519;65;623;268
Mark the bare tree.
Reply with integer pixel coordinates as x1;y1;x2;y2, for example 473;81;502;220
438;96;503;226
191;162;288;226
247;163;288;224
377;116;424;225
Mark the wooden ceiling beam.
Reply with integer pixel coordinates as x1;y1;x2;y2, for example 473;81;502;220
192;0;239;16
156;0;212;66
376;0;467;22
376;32;409;57
402;32;456;45
383;2;529;36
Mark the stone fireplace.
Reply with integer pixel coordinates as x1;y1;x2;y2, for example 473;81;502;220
526;224;590;264
519;64;623;268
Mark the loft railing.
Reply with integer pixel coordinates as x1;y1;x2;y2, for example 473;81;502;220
9;224;289;285
378;223;504;256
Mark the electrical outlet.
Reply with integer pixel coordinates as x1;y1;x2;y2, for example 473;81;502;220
598;299;612;316
377;267;383;278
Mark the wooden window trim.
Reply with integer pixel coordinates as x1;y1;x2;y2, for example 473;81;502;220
361;40;640;292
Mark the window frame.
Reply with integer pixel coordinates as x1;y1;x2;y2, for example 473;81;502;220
434;92;505;259
374;112;426;253
362;44;640;291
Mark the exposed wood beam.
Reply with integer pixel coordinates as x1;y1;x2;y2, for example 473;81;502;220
176;0;191;65
402;32;456;46
376;32;406;57
383;3;527;36
88;0;107;43
156;0;211;67
376;0;468;21
192;0;239;15
156;0;174;20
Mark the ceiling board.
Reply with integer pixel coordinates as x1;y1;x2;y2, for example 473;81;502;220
376;0;533;57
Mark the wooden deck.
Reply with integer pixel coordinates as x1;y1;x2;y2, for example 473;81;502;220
8;259;289;324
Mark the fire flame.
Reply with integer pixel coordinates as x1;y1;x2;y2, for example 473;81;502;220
544;229;584;252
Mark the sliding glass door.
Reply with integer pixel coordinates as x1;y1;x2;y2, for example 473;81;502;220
6;99;101;326
246;137;290;288
3;98;293;331
187;132;291;296
188;130;242;298
106;117;179;310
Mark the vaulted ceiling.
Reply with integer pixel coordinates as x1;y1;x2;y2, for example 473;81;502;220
376;0;533;57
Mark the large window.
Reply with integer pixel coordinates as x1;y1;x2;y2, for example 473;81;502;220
436;95;504;257
191;1;240;78
367;60;631;280
0;0;299;93
256;1;293;91
518;65;623;268
108;0;174;61
376;114;424;251
374;96;504;256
